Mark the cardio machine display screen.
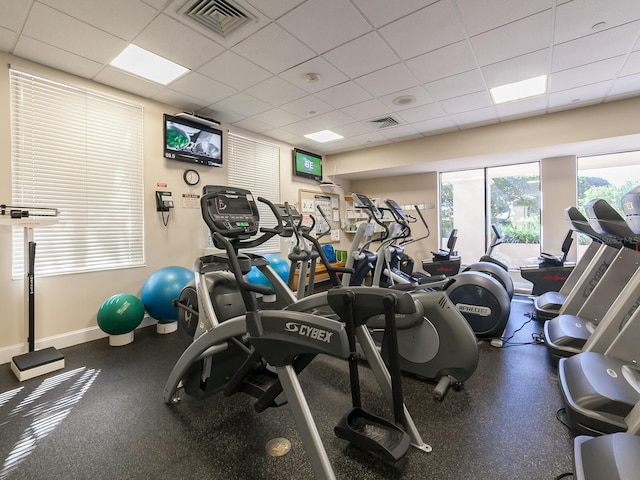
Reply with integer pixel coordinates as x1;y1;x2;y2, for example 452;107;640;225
215;194;253;215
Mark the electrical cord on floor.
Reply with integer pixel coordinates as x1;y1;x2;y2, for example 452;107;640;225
497;316;546;347
553;472;573;479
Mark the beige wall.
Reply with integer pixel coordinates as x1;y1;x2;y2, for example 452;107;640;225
0;52;350;362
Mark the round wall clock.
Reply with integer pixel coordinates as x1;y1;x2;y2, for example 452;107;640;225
183;169;200;186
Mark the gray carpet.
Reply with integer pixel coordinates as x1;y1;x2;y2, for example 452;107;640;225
0;296;573;479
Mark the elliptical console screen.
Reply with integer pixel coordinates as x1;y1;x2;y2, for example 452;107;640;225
351;193;382;219
202;186;260;237
384;199;407;220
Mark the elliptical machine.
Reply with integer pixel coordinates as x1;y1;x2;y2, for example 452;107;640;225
164;185;431;479
348;194;511;341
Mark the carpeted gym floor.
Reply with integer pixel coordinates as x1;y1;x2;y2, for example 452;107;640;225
0;295;574;479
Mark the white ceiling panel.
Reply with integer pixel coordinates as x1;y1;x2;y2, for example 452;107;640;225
13;36;104;79
245;76;307;107
3;0;640;161
279;57;349;93
322;32;400;79
314;81;372;109
406;41;477;84
425;69;486;102
22;3;126;64
233;23;315;74
133;14;225;70
278;0;371;54
351;0;437;28
379;1;466;60
552;22;640;72
198;51;271;90
454;0;552;36
355;63;419;98
554;0;640;44
470;10;553;67
40;0;158;41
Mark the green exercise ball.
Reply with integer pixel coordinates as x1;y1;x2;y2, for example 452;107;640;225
97;293;145;336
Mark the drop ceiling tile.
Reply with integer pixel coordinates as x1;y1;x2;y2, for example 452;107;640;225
554;0;640;44
0;26;16;51
620;50;640;76
449;107;498;128
548;81;614;108
13;36;104;79
381;124;422;140
379;86;433;111
198;51;271;90
454;0;552;36
351;0;436;28
481;49;550;88
314;81;372;108
552;22;640;72
152;89;204;113
323;32;400;79
340;99;390;121
0;0;30;31
233;22;315;74
94;66;165;97
140;0;167;8
550;57;624;93
280;119;324;136
252;108;302;128
406;41;476;84
246;0;306;19
40;0;157;41
277;0;371;54
262;128;300;142
379;1;465;60
396;103;447;123
215;92;272;117
439;91;493;115
133;14;225;70
307;110;354;129
280;95;333;118
245;76;307;107
470;10;553;66
170;72;237;105
355;63;419;98
608;72;640;99
279;57;349;93
350;131;390;147
199;106;245;124
412;116;457;135
333;121;376;137
232;117;274;133
425;69;485;101
22;2;126;63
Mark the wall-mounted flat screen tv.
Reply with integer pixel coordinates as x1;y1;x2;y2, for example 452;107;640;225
164;113;222;167
293;148;322;181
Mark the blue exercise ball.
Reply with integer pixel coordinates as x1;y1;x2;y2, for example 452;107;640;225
97;294;145;336
141;266;194;323
246;254;290;292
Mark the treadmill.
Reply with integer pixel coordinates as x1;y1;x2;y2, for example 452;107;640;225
543;199;640;363
558;188;640;436
534;206;621;320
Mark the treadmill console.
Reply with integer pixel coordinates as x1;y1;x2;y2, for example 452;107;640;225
201;185;260;239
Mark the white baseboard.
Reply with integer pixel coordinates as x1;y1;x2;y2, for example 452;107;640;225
0;316;157;366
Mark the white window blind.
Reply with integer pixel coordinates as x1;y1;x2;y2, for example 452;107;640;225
10;69;145;278
227;132;280;253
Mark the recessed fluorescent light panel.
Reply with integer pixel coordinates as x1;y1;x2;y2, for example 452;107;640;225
304;130;344;143
110;44;189;85
490;75;547;104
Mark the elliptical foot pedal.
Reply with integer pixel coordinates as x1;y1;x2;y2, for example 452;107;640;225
240;370;287;409
334;407;411;462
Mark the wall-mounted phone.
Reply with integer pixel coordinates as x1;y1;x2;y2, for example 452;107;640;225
156;191;174;212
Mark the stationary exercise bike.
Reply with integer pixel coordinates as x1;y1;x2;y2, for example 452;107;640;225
164;185;431;479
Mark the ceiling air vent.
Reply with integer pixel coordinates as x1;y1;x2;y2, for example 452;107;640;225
179;0;257;39
366;116;401;129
